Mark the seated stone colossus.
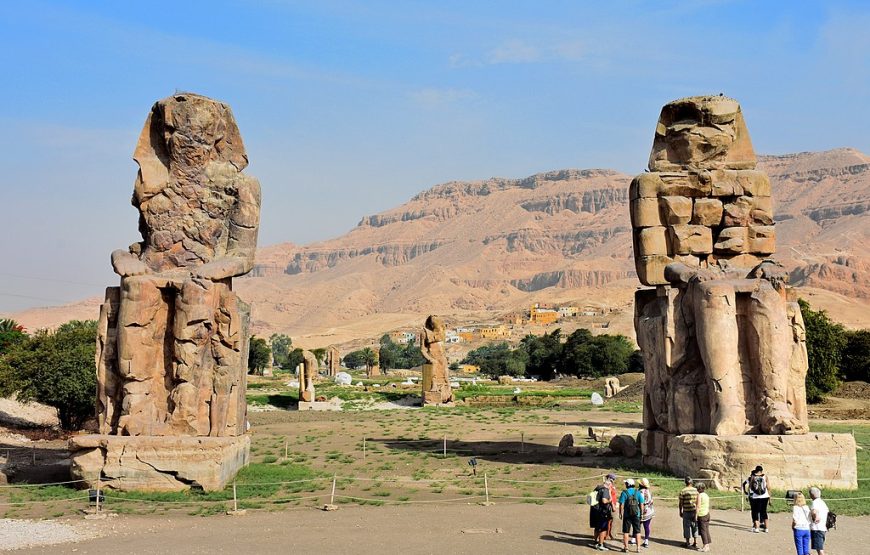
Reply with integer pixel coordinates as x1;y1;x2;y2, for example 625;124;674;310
630;97;859;489
71;93;260;491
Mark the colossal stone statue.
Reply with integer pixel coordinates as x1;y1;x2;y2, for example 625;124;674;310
326;346;340;377
421;316;453;405
632;96;856;489
70;93;259;491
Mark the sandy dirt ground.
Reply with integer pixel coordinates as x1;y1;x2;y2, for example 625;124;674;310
11;501;862;554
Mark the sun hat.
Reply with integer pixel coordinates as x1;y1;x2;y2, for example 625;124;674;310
606;473;617;481
639;478;650;488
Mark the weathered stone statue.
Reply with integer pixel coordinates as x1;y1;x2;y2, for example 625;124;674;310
604;377;625;398
326;346;340;377
421;316;453;405
632;96;856;489
299;350;317;403
70;93;259;491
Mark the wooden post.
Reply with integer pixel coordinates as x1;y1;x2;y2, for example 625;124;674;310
32;447;36;465
363;437;366;460
520;432;525;454
330;474;337;505
443;435;447;458
95;483;101;514
284;440;288;461
233;480;238;513
484;473;490;504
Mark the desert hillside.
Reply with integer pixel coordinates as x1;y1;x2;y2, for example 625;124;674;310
12;148;870;347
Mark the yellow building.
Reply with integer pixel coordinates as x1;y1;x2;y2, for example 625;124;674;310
478;325;510;339
529;305;560;325
459;364;480;374
458;331;476;342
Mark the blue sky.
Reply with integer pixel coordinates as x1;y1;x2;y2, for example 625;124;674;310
1;0;869;313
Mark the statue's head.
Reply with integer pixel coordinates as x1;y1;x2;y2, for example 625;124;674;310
648;95;756;171
425;316;446;338
132;93;248;206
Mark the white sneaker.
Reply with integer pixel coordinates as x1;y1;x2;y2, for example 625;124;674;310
762;528;769;533
642;540;649;548
630;539;636;545
752;527;759;533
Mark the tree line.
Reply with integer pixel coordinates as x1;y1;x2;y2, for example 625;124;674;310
462;328;642;379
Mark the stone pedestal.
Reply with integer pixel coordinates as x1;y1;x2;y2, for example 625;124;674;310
70;434;250;492
641;430;857;490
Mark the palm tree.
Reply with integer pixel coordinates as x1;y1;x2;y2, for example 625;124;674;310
0;318;24;333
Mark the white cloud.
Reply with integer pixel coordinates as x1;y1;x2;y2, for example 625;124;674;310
486;39;541;64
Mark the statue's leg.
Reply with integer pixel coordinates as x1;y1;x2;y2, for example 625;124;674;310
747;283;807;434
169;278;217;435
116;276;167;436
693;281;746;435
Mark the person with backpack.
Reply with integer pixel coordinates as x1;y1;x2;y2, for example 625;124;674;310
606;473;620;540
696;482;712;552
618;478;645;553
792;491;811;555
809;487;831;555
679;477;700;549
742;465;771;532
638;478;654;549
589;477;615;551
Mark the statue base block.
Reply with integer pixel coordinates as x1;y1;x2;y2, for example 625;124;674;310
70;434;250;492
641;431;857;490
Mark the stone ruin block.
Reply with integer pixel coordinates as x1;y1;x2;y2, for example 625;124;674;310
750;196;774;225
692;198;723;226
659;196;693;225
722;196;754;226
635;254;672;286
713;226;748;254
749;225;776;254
636;226;669;256
630;197;662;228
669;225;712;255
736;170;772;196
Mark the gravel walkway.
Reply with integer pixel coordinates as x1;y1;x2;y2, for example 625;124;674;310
0;518;99;551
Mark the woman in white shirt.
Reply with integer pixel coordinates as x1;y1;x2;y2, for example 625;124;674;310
792;492;811;555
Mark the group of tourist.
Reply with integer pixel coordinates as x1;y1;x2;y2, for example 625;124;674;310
587;465;832;554
588;473;656;553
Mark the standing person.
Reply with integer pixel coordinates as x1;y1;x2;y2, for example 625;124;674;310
606;473;620;540
696;482;712;552
590;478;614;551
639;478;655;549
679;477;700;549
742;465;771;532
792;492;811;555
809;487;829;555
618;478;645;554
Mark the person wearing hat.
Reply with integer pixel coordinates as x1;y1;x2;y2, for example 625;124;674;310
638;478;655;548
590;475;616;551
618;478;645;553
742;465;771;532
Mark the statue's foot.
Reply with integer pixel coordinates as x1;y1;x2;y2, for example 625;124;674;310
760;407;807;435
711;418;747;436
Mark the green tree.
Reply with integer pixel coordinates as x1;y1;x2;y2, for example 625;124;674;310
311;347;327;365
0;320;97;429
342;349;367;369
841;329;870;382
287;348;305;371
800;299;846;403
0;318;27;353
463;342;527;378
247;336;271;375
521;329;562;380
268;333;292;368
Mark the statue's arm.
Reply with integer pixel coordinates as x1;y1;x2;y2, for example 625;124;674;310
194;176;261;281
111;249;149;277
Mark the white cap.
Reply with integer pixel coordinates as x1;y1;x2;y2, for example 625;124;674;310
625;478;635;486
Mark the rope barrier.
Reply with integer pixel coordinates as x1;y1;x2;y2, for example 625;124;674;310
0;479;88;489
490;473;608;484
0;495;90;506
335;494;483;504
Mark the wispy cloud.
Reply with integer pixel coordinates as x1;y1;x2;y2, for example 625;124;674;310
486;39;541;64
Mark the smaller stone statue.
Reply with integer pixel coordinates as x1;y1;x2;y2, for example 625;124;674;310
299;350;317;403
421;316;453;405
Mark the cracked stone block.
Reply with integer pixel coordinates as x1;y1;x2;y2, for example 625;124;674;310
692;198;724;226
736;170;772;196
714;226;749;254
636;226;670;256
722;196;754;226
636;254;673;286
708;170;745;197
630;173;664;199
631;198;663;228
749;225;776;254
750;196;774;225
660;196;693;225
670;225;713;255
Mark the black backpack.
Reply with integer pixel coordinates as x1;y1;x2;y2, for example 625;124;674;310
624;489;641;518
750;475;767;495
826;511;837;530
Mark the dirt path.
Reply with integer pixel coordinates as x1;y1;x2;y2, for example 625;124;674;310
8;502;860;554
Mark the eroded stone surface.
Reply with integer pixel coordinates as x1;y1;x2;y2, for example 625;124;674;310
421;316;453;405
629;96;841;488
74;93;259;491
